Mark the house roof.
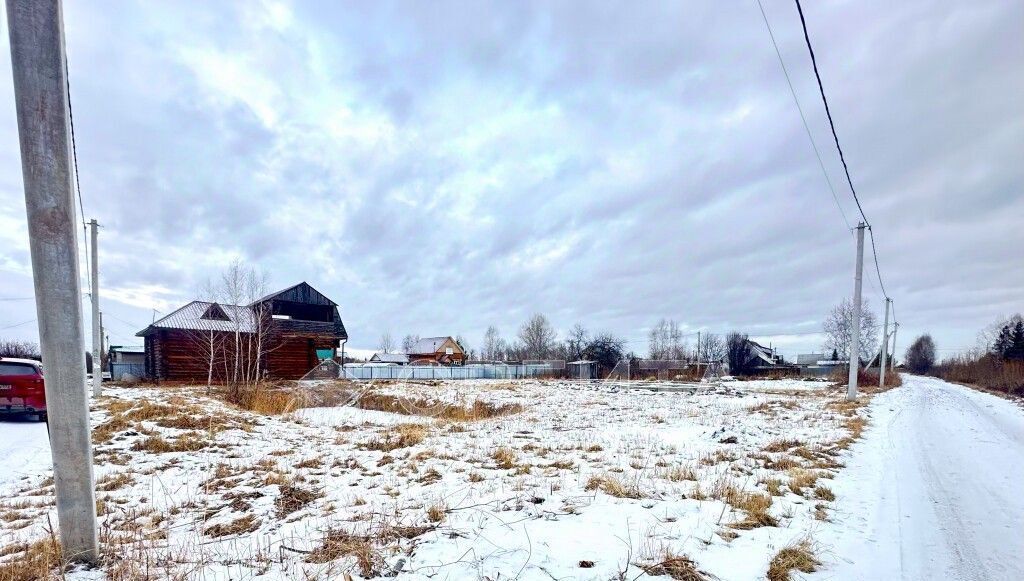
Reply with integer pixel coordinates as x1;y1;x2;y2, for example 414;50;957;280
110;345;145;354
137;301;257;336
250;281;336;307
407;336;458;355
370;353;410;364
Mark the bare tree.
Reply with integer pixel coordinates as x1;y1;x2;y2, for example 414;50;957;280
905;334;936;373
378;332;395;354
401;334;420;353
822;298;879;362
482;326;504;361
564;323;589;362
698;333;726;363
648;319;687;360
0;339;41;359
186;260;271;390
726;332;754;376
518;313;557;359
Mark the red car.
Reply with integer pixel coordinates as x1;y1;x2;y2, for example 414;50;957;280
0;357;46;421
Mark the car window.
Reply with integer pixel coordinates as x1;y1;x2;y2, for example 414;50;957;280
0;363;38;375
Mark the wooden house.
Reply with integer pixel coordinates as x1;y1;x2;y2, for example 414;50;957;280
137;282;347;381
406;336;466;365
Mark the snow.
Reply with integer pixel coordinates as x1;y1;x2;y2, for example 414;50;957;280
811;375;1024;580
0;417;49;489
6;374;1021;579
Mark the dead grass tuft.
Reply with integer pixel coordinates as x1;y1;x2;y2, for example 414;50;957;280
362;424;427;452
639;552;711;581
585;473;642;499
492;447;519;469
767;539;819;581
354;392;523;421
787;469;820;497
0;536;61;581
274;483;322;518
204;514;261;538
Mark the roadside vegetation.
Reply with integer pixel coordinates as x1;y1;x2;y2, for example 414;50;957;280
911;315;1024;397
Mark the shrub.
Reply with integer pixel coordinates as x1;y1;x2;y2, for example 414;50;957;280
933;354;1024;396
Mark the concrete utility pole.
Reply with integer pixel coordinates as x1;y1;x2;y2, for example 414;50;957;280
90;218;101;396
5;0;99;563
847;223;866;401
879;298;890;389
890;322;899;373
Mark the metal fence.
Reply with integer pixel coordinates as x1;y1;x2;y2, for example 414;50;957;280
340;363;558;381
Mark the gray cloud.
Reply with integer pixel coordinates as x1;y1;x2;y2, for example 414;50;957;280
0;0;1020;358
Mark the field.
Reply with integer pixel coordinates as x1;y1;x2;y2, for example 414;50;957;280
0;378;867;580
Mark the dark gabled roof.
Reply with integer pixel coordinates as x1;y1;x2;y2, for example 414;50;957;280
251;282;336;307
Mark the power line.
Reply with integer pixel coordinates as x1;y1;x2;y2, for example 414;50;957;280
754;0;851;231
64;51;91;296
792;0;891;304
1;318;36;330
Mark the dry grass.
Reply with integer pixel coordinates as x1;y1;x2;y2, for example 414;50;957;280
584;474;642;499
362;424;428;452
763;438;803;453
96;472;135;492
426;503;447;523
491;447;519;469
658;464;697;482
639;552;711;581
274;483;322;518
305;529;382;577
787;469;820;497
354;392;524;421
726;491;778;529
767;539;819;581
0;536;61;581
813;485;835;501
220;384;309;415
204;514;261;538
129;432;207;454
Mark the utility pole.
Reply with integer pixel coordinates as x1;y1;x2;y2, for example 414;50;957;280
5;0;99;564
890;322;899;373
90;218;101;396
879;297;890;388
99;311;105;378
847;223;866;401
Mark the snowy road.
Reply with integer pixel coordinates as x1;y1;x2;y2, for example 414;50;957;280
815;375;1024;581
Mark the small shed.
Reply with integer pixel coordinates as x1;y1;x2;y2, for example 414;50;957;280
568;360;597;380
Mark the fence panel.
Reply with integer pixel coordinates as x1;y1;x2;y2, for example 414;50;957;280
339;364;556;381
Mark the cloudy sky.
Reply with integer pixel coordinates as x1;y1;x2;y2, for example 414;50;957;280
0;0;1021;359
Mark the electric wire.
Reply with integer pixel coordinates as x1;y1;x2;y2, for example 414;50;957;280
754;0;851;231
792;0;894;318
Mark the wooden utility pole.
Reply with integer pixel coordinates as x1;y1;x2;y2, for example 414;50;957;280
847;223;866;401
5;0;99;563
90;218;101;396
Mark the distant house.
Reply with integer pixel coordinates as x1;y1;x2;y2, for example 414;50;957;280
795;353;826;366
108;345;145;366
107;345;145;381
369;352;410;365
747;340;783;367
136;282;347;381
407;336;466;365
568;360;597;380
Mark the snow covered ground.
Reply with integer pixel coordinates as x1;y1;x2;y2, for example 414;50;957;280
810;374;1024;581
0;378;882;579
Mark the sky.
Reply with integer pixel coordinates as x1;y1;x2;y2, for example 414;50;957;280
0;0;1021;361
